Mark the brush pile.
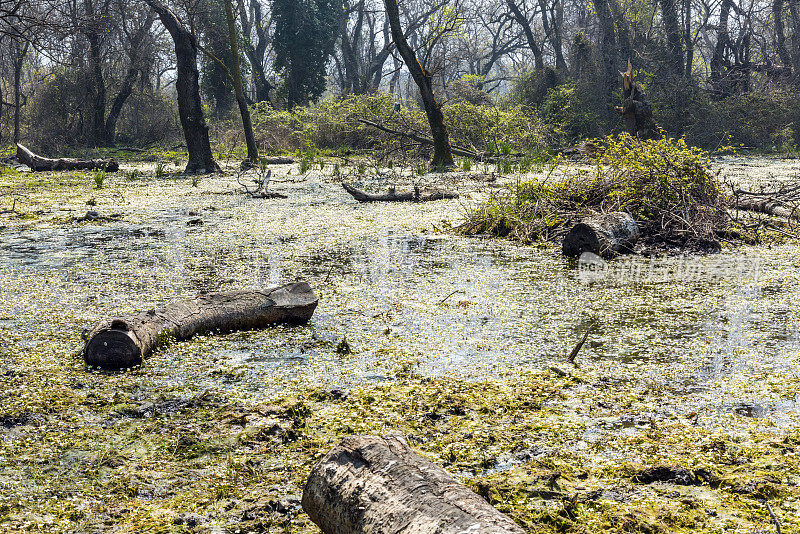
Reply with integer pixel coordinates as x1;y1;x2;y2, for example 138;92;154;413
461;134;741;253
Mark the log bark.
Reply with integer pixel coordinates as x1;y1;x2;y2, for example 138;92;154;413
562;212;640;258
343;183;458;202
735;197;800;220
16;144;119;173
302;434;526;534
84;282;318;369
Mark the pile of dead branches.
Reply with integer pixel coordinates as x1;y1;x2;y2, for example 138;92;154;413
461;135;751;253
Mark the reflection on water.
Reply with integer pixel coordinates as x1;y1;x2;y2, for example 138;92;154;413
0;167;798;428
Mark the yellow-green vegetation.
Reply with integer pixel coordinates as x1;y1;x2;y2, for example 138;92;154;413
461;135;740;249
1;359;798;533
241;93;547;156
1;160;798;534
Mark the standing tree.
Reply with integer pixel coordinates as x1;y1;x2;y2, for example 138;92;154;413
143;0;219;173
383;0;454;169
272;0;342;108
224;0;259;164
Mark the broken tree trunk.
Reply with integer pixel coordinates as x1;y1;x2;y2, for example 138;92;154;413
735;197;800;220
616;62;659;140
343;182;458;203
16;144;119;173
562;212;640;259
302;434;526;534
84;282;318;369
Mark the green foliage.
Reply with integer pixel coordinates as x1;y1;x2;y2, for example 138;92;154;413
508;67;560;108
155;162;166;178
448;75;492;106
461;158;473;172
272;0;343;108
541;82;600;143
93;171;105;189
191;175;201;188
248;93;547;155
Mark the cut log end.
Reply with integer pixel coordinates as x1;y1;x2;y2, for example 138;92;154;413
561;222;601;258
84;329;142;369
562;212;640;259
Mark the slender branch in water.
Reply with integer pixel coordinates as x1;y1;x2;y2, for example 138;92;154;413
438;290;464;304
568;322;596;365
766;502;781;534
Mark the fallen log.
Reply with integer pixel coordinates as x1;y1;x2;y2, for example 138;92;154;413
735;197;799;220
302;434;526;534
562;212;640;259
84;282;318;369
343;182;458;203
16;143;120;173
261;156;295;165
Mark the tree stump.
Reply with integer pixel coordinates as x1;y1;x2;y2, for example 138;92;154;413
616;61;659;140
84;282;318;369
562;212;640;258
302;434;526;534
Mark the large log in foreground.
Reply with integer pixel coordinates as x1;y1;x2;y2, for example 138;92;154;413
16;143;120;172
84;282;318;369
343;182;458;203
562;212;640;259
302;434;525;534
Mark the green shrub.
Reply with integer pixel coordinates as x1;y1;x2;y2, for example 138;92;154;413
245;93;546;156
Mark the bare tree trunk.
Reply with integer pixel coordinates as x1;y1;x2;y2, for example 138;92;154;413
790;0;800;77
84;283;318;369
775;0;793;81
143;0;220;173
225;0;259;164
506;0;545;70
12;40;28;144
711;0;732;92
383;0;453;169
240;0;273;103
659;0;684;76
541;0;568;71
103;11;155;146
302;435;526;534
592;0;619;99
87;33;107;145
684;0;694;76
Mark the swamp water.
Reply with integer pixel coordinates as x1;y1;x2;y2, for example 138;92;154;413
0;159;798;532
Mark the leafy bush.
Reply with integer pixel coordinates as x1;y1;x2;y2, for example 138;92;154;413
243;93;546;155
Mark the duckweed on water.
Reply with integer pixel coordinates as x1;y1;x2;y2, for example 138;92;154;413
0;160;798;532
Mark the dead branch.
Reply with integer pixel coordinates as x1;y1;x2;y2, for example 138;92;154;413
356;119;522;162
237;169;287;199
